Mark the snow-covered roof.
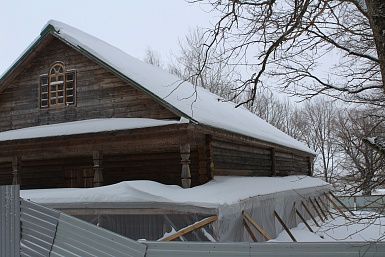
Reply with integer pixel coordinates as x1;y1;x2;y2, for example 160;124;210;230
0;118;183;141
1;20;314;154
21;175;329;208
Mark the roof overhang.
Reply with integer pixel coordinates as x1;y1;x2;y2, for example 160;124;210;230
0;118;197;161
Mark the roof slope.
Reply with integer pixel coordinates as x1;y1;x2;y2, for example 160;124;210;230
1;20;313;154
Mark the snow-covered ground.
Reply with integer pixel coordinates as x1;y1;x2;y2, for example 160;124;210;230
272;211;385;242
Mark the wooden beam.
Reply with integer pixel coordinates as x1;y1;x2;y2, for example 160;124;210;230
274;210;296;242
159;216;217;241
243;219;258;242
301;201;320;227
314;197;328;220
93;150;103;187
318;196;334;219
329;191;355;216
324;193;349;220
206;135;214;180
242;210;271;240
295;208;314;232
180;143;191;188
12;156;21;185
308;197;324;222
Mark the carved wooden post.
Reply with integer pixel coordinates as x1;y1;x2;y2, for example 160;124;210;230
93;150;103;187
180;143;191;188
12;156;21;185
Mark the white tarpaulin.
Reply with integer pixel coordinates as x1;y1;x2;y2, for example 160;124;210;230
21;176;331;242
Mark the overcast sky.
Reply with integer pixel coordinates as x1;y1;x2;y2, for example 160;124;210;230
0;0;215;76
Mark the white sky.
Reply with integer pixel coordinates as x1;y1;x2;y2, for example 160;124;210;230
0;0;215;76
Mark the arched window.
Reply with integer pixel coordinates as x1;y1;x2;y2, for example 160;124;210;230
40;62;76;108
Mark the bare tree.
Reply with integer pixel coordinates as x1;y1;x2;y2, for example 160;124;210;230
301;98;339;183
244;89;307;140
335;108;385;195
190;0;385;105
143;47;164;68
168;27;242;101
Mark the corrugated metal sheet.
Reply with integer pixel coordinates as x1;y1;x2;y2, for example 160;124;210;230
144;241;385;257
19;198;146;257
0;185;20;257
50;213;146;257
20;198;60;257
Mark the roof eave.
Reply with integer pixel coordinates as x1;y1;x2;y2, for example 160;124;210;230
76;44;199;125
0;23;198;125
0;28;55;94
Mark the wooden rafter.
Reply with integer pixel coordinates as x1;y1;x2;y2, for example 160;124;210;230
159;216;217;242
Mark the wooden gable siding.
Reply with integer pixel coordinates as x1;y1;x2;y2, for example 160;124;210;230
212;139;310;177
0;37;178;132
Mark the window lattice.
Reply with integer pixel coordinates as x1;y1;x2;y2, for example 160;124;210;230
40;62;76;108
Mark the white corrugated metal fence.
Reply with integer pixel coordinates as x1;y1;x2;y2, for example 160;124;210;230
0;185;20;257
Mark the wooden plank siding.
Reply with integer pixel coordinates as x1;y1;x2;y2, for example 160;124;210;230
0;36;179;132
0;149;204;189
0;33;314;189
211;139;310;177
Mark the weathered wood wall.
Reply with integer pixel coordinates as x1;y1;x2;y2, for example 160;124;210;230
212;139;310;177
0;36;178;132
0;34;313;189
0;149;204;189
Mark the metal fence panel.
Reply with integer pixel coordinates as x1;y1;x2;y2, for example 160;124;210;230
249;242;358;256
356;196;385;211
336;197;355;209
20;199;146;257
337;195;385;213
144;241;250;257
20;199;60;256
51;212;146;257
0;185;20;257
144;241;385;257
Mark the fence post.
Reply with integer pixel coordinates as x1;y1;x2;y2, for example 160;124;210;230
0;185;20;257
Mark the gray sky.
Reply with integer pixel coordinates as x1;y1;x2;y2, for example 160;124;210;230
0;0;215;76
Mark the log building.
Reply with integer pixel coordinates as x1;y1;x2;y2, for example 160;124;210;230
0;20;315;189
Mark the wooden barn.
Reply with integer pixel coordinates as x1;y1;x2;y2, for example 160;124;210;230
0;20;315;190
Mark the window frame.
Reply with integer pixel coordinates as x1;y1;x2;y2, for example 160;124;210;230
40;62;76;109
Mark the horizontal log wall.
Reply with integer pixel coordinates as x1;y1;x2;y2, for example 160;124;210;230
0;162;12;186
0;36;178;132
212;140;272;176
0;150;202;189
104;151;201;187
275;152;309;176
212;139;310;177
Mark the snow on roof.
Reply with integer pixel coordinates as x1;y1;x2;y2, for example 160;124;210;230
38;20;313;154
0;118;182;141
21;175;330;208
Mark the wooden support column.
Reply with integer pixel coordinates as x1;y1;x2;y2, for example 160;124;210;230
270;148;276;176
180;143;191;188
307;156;313;176
93;150;103;187
206;135;214;180
12;156;21;185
